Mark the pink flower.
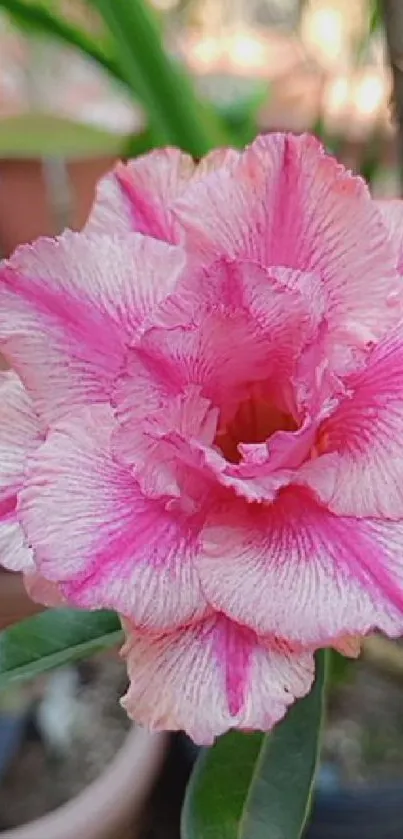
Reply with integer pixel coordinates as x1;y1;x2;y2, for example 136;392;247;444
1;133;403;742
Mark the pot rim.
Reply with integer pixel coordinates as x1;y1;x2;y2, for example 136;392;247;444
0;726;168;839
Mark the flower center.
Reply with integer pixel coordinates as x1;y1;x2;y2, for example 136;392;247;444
214;394;298;464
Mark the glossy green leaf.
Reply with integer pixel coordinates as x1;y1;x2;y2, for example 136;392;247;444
0;0;124;84
0;608;123;688
88;0;230;155
181;650;327;839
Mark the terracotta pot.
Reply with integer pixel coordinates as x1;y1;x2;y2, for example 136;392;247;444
0;156;115;257
0;726;168;839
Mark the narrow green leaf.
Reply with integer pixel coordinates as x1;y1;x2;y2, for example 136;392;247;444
121;127;154;159
0;608;123;688
0;0;125;85
88;0;231;155
370;0;382;34
181;650;327;839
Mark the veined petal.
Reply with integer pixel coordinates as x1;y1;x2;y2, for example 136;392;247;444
193;413;320;504
114;373;220;503
300;324;403;518
376;199;403;272
0;232;185;422
174;134;402;350
121;614;314;744
0;372;41;572
0;372;42;498
114;259;326;468
0;517;34;573
19;405;207;630
87;147;239;243
113;258;328;505
198;487;403;645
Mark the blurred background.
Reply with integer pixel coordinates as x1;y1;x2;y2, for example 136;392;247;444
1;1;403;838
0;0;400;255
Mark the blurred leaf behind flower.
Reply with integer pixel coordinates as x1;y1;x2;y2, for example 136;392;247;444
0;0;233;155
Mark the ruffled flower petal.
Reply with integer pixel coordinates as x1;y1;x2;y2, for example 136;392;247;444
0;371;41;571
198;487;403;645
0;232;185;422
87;147;239;243
19;405;207;630
174;134;402;353
299;324;403;518
121;614;314;744
113;258;327;503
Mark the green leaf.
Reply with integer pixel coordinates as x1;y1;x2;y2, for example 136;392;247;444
369;0;382;34
88;0;231;155
121;127;154;159
0;608;123;688
215;82;269;147
181;650;327;839
0;113;133;158
0;0;125;85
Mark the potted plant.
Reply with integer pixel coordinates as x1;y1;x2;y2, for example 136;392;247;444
0;724;167;839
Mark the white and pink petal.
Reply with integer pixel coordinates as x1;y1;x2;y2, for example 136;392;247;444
0;371;41;572
86;147;239;243
19;405;207;630
114;259;327;471
121;614;314;744
0;232;185;422
197;487;403;646
0;371;42;497
174;133;402;351
0;517;34;573
113;258;330;504
300;324;403;519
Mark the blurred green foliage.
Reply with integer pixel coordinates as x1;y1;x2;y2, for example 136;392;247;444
0;0;124;82
0;113;134;157
0;0;236;156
